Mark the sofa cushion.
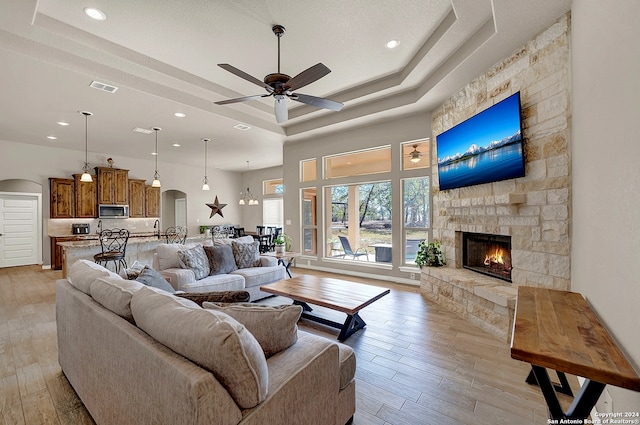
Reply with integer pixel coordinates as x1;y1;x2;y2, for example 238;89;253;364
176;290;250;307
89;275;144;322
68;259;120;294
215;236;253;246
203;303;302;357
231;240;261;269
156;243;198;271
131;287;268;409
178;273;245;293
136;266;175;293
203;245;238;275
177;245;210;280
231;265;285;288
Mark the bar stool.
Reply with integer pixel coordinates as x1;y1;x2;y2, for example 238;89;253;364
165;226;187;244
94;229;130;273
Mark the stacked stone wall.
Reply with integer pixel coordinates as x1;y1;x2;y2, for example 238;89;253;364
421;14;571;341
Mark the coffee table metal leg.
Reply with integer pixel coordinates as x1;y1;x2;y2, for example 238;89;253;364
337;313;366;341
293;300;313;312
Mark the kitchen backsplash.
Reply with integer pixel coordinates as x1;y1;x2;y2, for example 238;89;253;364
48;218;161;237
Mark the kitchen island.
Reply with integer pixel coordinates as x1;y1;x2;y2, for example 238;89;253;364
57;233;209;278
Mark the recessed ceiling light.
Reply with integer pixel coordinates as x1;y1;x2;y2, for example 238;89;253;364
151;152;158;156
385;39;400;49
57;121;69;126
84;7;106;21
47;136;57;140
174;112;186;118
172;143;181;147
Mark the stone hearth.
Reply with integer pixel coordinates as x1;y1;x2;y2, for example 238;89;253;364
420;267;516;341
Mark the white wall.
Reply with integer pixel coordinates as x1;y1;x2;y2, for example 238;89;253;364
1;139;242;265
572;1;640;410
240;165;284;233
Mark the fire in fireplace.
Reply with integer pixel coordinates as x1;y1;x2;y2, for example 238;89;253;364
462;233;512;282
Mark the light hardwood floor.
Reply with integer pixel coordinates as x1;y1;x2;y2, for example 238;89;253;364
0;265;576;424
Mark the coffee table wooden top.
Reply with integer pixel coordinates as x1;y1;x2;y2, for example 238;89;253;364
261;275;390;316
511;286;640;391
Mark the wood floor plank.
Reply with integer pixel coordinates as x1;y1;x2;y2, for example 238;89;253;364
0;265;556;425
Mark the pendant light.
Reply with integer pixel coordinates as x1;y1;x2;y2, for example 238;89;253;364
80;111;93;182
202;138;210;190
239;161;258;205
152;127;161;188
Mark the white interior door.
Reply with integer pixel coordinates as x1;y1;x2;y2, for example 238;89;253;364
0;193;41;268
175;198;186;227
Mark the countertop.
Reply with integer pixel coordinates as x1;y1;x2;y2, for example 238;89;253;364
55;233;208;248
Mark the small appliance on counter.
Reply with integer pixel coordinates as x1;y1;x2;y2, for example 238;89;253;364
72;223;90;235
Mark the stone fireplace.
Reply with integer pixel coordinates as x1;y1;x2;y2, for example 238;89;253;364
420;14;572;342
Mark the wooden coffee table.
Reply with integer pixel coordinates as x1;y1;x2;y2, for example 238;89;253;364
260;275;390;341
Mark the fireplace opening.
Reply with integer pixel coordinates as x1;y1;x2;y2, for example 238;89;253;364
462;232;512;282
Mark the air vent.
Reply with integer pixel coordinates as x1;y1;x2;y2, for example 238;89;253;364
233;123;251;131
90;80;119;93
132;127;154;134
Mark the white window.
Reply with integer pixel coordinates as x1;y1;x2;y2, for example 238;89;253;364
263;198;283;227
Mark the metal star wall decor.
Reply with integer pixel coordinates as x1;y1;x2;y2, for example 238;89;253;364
206;196;227;218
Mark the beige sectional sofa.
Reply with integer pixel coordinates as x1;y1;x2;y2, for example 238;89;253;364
57;260;356;425
154;236;286;301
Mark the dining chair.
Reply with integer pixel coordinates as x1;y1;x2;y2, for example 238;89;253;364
94;228;130;273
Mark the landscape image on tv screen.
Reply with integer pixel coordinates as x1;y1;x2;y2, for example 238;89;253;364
436;92;525;191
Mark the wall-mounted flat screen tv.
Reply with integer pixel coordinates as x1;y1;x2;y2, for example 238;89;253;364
436;92;525;191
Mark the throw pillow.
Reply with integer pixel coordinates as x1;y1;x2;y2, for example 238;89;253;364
231;240;261;269
177;245;210;280
131;287;268;409
156;243;196;270
202;303;302;357
136;266;175;293
203;245;238;275
176;290;250;307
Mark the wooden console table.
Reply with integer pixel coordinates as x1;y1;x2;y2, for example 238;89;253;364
511;286;640;420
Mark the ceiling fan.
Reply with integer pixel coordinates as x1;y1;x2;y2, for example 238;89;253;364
214;25;343;123
407;144;426;163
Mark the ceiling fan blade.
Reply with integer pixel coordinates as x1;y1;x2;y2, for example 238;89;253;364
214;94;269;105
218;64;273;92
291;93;344;111
274;96;288;123
284;63;331;92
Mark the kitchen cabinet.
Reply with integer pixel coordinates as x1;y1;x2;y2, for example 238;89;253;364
96;167;129;205
73;174;97;218
145;185;160;217
49;178;75;218
128;179;146;218
51;236;81;270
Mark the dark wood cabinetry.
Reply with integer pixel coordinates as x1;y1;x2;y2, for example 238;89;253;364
49;178;75;218
96;167;129;205
145;185;160;217
51;236;80;270
128;179;147;218
73;174;97;218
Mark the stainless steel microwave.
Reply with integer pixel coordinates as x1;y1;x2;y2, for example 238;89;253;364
98;204;129;219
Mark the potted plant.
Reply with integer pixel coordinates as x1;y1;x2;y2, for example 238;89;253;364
273;233;292;254
415;240;445;268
